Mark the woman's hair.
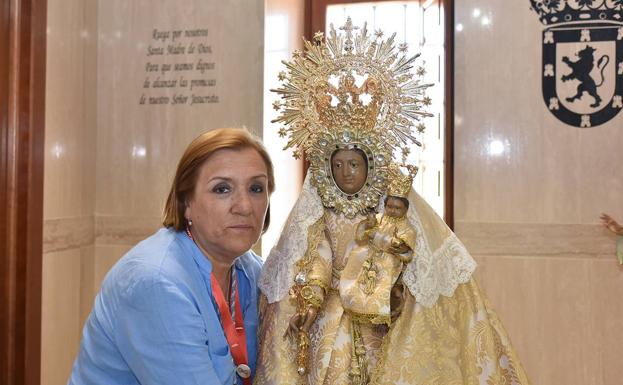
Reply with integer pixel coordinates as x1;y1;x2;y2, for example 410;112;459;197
163;128;275;232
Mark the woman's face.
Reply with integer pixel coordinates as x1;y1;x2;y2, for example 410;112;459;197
331;149;367;194
185;147;269;262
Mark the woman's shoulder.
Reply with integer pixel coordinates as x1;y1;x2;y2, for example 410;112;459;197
122;228;184;266
103;228;194;293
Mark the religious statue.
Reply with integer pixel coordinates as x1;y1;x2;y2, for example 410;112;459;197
339;164;418;328
255;19;531;385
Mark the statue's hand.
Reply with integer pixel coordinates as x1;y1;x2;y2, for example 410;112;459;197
284;313;303;340
300;307;318;333
365;212;377;228
284;307;318;340
389;238;409;254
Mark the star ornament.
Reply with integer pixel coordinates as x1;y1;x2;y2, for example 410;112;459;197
416;123;426;133
313;31;324;42
272;100;281;111
423;96;432;106
398;43;408;52
417;66;426;76
278;127;287;138
292;150;301;160
374;29;384;38
277;71;287;81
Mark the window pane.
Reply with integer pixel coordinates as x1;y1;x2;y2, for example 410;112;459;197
263;2;304;257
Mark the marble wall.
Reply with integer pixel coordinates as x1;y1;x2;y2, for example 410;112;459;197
93;0;264;305
42;1;264;384
454;1;623;384
42;0;98;383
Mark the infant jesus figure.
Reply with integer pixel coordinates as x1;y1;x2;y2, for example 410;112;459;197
339;165;417;325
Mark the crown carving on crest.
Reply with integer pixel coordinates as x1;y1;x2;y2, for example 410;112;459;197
529;0;623;25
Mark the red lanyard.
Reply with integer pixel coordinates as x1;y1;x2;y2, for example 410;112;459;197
186;228;251;384
210;272;251;385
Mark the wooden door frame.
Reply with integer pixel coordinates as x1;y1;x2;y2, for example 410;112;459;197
304;0;455;228
0;1;47;384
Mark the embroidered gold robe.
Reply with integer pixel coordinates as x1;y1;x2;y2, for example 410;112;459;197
255;194;530;385
339;214;416;325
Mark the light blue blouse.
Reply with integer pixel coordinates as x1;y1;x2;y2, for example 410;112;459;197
68;228;262;385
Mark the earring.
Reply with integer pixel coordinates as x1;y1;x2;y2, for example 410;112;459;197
185;219;194;240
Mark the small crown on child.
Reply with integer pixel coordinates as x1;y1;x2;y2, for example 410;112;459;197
387;163;418;198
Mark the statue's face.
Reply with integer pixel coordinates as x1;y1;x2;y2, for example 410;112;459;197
385;196;408;218
331;149;367;194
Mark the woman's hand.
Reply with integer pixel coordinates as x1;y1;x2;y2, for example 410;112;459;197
284;307;318;340
601;213;623;235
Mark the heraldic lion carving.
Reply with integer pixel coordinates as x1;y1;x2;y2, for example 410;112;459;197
561;45;610;108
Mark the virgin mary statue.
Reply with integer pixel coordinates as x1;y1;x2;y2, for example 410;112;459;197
255;19;531;385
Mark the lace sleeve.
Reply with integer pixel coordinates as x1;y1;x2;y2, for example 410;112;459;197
259;175;325;303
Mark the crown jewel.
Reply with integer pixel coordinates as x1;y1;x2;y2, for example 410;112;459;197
387;163;418;199
271;18;432;217
529;0;623;26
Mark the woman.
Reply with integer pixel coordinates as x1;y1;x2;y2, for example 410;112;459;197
255;20;530;385
69;128;274;385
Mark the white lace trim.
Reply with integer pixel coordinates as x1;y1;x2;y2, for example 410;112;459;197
260;175;477;308
259;175;323;303
402;197;477;308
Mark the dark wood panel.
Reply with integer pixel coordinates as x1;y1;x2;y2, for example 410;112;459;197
0;0;12;380
444;0;454;229
0;0;47;384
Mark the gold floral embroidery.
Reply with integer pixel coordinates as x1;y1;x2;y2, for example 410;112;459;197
256;213;531;385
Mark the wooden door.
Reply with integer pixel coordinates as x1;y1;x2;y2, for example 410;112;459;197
0;1;47;384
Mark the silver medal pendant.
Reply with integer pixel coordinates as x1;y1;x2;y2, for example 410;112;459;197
236;363;251;379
